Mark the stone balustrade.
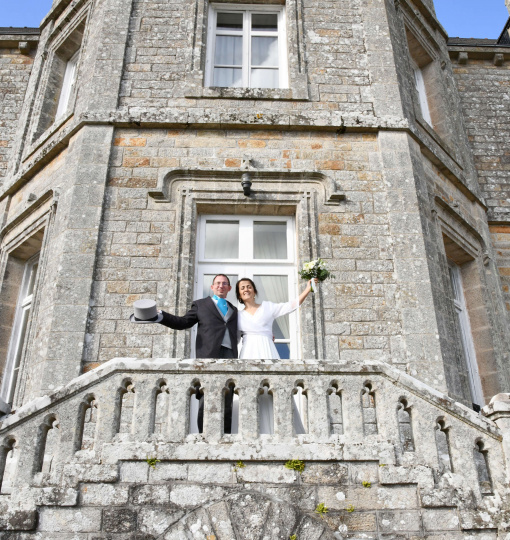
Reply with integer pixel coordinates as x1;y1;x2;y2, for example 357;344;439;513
0;358;509;536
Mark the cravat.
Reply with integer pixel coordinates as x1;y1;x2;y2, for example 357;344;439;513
214;296;228;316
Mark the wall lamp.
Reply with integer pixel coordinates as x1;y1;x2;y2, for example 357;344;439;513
241;172;253;196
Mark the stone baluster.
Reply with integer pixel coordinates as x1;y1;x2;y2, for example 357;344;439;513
167;375;189;442
240;378;258;441
341;379;364;441
94;378;119;444
132;376;156;441
203;377;223;442
308;377;329;440
273;377;293;440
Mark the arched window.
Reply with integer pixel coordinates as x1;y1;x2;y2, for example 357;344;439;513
36;415;60;475
292;382;308;435
76;396;98;451
0;438;18;494
327;382;343;435
117;381;135;434
258;382;274;435
397;398;415;453
223;381;239;435
189;381;204;434
474;440;492;495
435;419;453;474
361;383;378;435
153;382;170;435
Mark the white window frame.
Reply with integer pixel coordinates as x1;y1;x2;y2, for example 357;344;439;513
0;254;39;405
55;50;79;120
205;3;288;89
448;260;484;407
412;60;433;126
195;215;299;358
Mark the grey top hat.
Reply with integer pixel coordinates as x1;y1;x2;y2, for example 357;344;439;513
130;299;164;324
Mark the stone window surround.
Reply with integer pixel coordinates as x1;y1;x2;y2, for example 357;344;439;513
434;196;499;405
184;0;308;101
400;9;457;157
148;167;346;360
0;191;58;409
28;8;88;147
204;4;288;89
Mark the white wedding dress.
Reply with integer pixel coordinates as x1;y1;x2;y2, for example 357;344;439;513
238;299;306;435
238;299;299;360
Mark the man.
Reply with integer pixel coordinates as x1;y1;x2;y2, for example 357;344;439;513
158;274;238;433
158;274;238;359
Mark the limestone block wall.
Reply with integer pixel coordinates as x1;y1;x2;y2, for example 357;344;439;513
0;32;38;183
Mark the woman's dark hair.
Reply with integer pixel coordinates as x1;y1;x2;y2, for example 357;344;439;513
236;278;258;304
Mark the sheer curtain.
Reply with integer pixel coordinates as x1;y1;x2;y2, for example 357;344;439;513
254;275;290;340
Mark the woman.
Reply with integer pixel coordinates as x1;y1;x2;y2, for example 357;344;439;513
236;277;315;434
236;278;315;360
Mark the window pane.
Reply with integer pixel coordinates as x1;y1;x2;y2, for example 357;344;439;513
214;36;242;66
217;12;243;29
205;221;239;259
251;36;278;66
251;68;279;89
275;342;290;359
252;13;278;31
253;221;287;259
27;262;39;296
253;275;289;339
203;274;238;305
214;68;243;87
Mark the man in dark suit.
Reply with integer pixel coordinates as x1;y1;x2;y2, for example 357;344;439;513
158;274;238;433
158;274;238;359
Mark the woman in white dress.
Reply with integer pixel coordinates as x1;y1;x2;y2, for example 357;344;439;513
236;277;315;360
235;277;316;434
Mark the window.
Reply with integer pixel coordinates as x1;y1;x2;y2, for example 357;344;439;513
412;61;432;126
195;215;297;358
55;50;79;120
0;254;39;405
448;259;484;407
205;4;288;89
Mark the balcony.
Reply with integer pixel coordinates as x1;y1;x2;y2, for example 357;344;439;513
0;358;509;536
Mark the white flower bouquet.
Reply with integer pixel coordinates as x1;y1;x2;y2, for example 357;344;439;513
298;258;334;292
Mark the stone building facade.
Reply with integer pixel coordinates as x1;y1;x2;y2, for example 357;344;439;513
0;0;510;538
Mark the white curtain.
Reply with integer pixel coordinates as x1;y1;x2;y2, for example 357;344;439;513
253;221;287;259
205;221;239;259
254;275;290;339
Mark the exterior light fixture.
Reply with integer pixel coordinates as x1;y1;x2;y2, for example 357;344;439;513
241;172;252;196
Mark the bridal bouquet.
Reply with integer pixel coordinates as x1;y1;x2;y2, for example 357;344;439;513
298;258;334;292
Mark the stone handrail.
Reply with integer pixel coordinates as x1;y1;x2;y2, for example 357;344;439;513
0;358;505;495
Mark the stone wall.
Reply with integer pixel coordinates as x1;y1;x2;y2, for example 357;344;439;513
450;46;510;328
0;33;38;183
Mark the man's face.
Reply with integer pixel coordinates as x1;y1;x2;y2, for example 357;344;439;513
211;275;231;298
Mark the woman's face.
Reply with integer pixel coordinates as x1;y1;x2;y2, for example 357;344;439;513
238;280;256;302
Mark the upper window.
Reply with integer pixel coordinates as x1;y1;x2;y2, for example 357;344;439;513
205;4;288;89
411;60;432;126
55;50;80;121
